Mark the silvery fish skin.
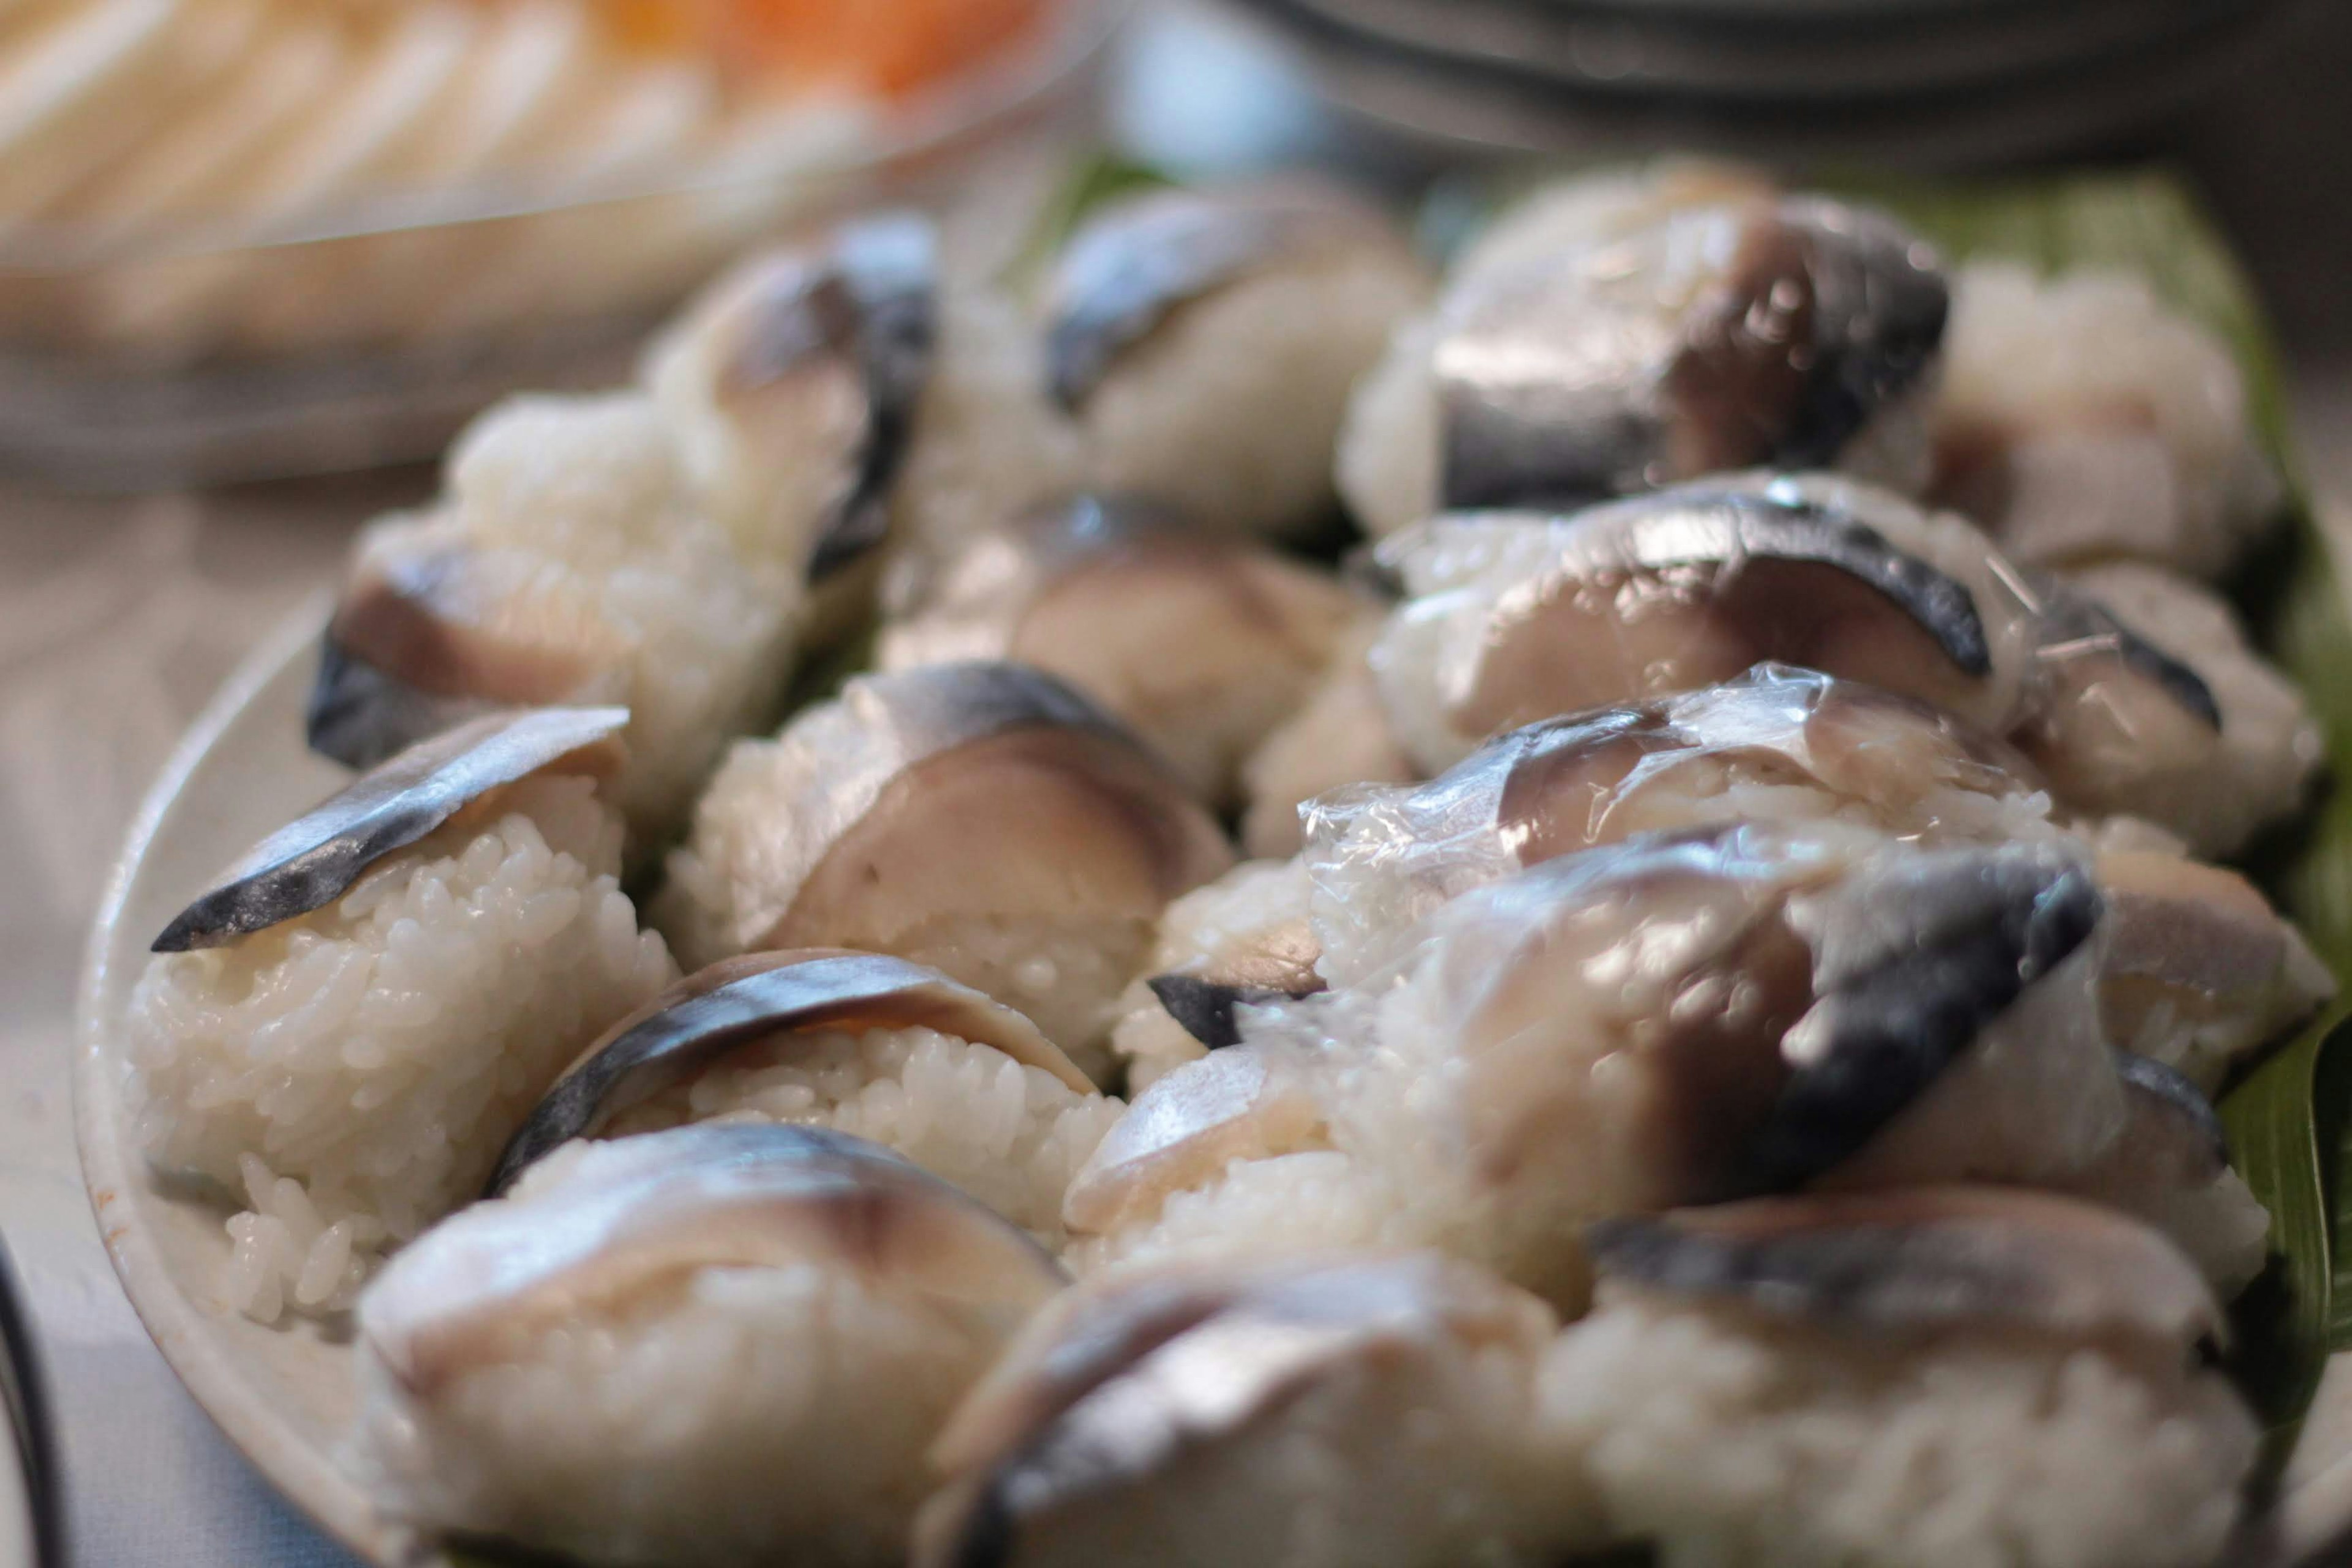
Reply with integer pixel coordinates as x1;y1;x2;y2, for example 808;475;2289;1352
1401;823;2102;1207
1373;478;2013;771
1045;182;1409;412
2111;1052;2232;1180
1436;196;1947;510
714;662;1234;958
1586;1186;2221;1349
362;1123;1066;1399
492;949;1095;1195
709;212;940;581
151;706;627;953
2028;580;2222;730
913;1254;1556;1568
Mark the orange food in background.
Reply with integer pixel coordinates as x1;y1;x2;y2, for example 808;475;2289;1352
603;0;1048;96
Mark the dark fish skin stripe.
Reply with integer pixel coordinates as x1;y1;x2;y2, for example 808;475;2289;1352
304;629;496;772
802;213;939;583
1585;1210;2039;1327
487;952;1070;1196
1145;974;1315;1050
1642;489;1992;677
1722;855;2102;1196
2030;587;2223;731
151;706;627;953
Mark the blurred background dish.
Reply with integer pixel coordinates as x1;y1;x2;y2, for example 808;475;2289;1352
0;0;1120;488
0;1243;56;1568
1223;0;2304;165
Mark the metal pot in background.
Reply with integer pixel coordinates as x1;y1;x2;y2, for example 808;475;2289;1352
0;1243;59;1568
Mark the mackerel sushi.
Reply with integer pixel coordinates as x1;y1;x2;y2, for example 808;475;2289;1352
496;950;1124;1246
351;1125;1065;1567
655;662;1234;1078
915;1253;1567;1568
1045;179;1431;538
1337;190;1947;540
1536;1190;2256;1568
309;390;801;845
126;709;677;1321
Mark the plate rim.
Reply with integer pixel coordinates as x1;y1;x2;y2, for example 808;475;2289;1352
70;600;401;1568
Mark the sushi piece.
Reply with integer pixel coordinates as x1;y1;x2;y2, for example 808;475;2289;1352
350;1124;1066;1568
124;709;678;1322
1236;604;1417;859
655;662;1235;1079
1371;473;2038;772
1372;473;2315;856
493;950;1122;1246
1303;667;2327;1087
877;496;1363;806
1045;178;1432;539
1535;1188;2256;1568
1306;664;2062;987
1931;260;2279;578
1336;192;1945;540
308;390;801;844
642;211;941;582
2024;560;2321;858
2089;847;2332;1090
913;1253;1572;1568
1442;162;1781;301
1092;824;2132;1305
1105;857;1324;1091
2065;1054;2271;1294
647;211;1087;597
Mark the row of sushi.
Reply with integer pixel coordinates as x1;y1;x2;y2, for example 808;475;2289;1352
299;161;2288;862
118;159;2328;1566
135;694;2280;1567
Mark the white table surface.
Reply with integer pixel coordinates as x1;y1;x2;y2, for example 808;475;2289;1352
7;4;2352;1564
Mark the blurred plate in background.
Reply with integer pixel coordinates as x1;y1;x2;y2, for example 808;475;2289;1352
1226;0;2304;166
0;0;1124;492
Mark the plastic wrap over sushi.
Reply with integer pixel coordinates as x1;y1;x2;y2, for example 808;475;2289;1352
1536;1189;2257;1568
655;662;1235;1079
878;496;1364;806
1337;189;1946;540
1303;666;2329;1087
1931;260;2280;578
350;1124;1066;1568
1237;601;1416;859
1079;822;2260;1303
495;950;1122;1248
126;709;679;1321
1371;471;2317;857
307;388;803;846
1043;178;1431;540
914;1253;1574;1568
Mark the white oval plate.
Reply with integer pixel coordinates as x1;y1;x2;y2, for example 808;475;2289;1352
73;603;406;1566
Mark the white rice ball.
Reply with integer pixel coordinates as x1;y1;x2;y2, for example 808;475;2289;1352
127;775;678;1321
1081;247;1431;538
